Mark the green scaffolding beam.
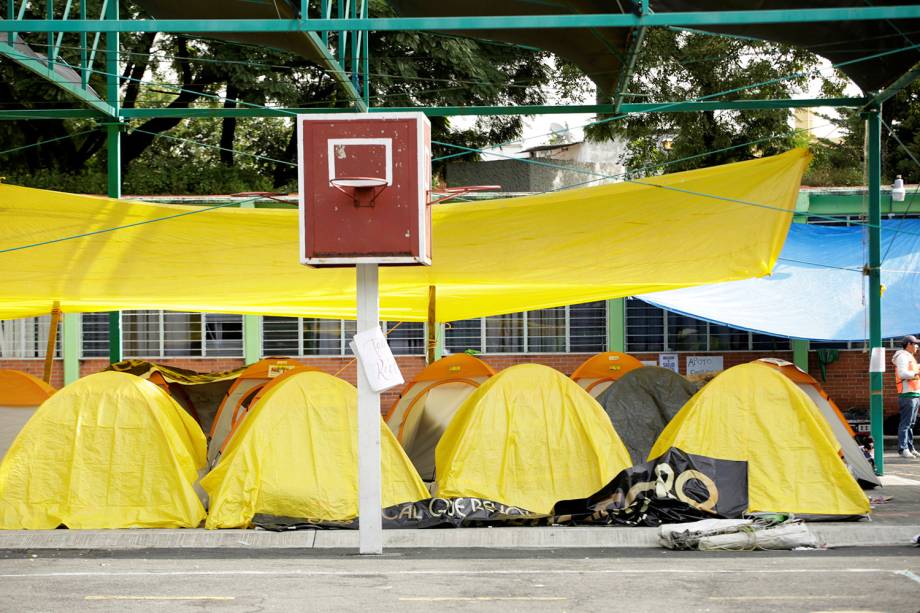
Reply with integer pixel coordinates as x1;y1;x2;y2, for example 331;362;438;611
4;6;920;33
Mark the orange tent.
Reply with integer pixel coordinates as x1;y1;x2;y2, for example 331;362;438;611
208;358;316;465
755;358;879;488
570;352;644;397
383;354;495;480
0;370;55;459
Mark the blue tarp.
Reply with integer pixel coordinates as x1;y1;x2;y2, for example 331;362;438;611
638;220;920;341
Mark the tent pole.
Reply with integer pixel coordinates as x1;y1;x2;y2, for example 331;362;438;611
426;285;436;364
43;302;62;384
356;263;383;554
105;0;122;365
866;107;885;476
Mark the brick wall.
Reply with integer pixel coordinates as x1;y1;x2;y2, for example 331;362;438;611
5;350;895;420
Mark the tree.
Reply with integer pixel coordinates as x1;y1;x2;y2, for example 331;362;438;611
0;0;562;194
590;28;845;178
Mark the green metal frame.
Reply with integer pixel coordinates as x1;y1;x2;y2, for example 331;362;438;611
6;6;920;33
3;5;918;474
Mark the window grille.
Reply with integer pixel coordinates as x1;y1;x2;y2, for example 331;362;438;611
260;318;421;356
81;313;110;358
444;302;607;355
114;311;243;358
0;316;60;358
626;299;791;352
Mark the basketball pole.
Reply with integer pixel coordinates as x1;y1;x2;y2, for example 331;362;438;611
356;262;384;554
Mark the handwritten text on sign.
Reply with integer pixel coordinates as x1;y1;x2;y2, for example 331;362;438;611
350;327;405;393
686;355;724;376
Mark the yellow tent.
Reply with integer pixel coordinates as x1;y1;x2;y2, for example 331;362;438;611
0;149;809;321
0;371;207;529
202;370;429;529
649;362;870;517
435;363;632;514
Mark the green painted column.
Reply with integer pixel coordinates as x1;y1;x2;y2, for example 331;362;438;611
434;323;445;361
607;298;626;352
62;312;81;385
105;0;122;364
239;200;262;365
243;315;262;365
792;339;809;372
866;108;885;476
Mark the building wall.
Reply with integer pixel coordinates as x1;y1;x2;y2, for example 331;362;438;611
10;349;895;424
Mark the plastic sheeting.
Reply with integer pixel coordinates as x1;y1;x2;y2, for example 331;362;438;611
640;220;920;341
435;363;632;514
202;371;429;529
0;149;809;322
0;371;207;529
595;366;700;465
649;363;870;517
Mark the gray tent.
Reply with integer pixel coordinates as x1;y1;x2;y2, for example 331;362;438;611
595;366;699;465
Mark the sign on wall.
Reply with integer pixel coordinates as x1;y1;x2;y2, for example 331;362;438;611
658;353;679;373
686;355;724;376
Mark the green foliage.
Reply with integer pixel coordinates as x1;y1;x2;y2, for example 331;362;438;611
589;29;845;178
0;0;559;195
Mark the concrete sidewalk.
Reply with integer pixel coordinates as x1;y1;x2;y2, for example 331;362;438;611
1;453;918;551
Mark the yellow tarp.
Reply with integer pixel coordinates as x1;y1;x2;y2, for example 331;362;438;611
649;362;870;516
0;149;810;321
435;364;632;514
0;371;207;529
202;371;429;529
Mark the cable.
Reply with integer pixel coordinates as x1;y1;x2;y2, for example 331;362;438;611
0;127;98;157
0;197;260;255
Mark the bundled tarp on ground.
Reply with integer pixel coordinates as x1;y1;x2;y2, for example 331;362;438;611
570;352;645;398
0;371;206;529
107;360;245;434
0;369;55;460
208;358;314;466
594;366;700;465
202;371;430;529
555;448;748;526
639;220;920;340
384;354;495;481
0;150;809;322
756;358;880;489
649;363;870;518
435;363;632;515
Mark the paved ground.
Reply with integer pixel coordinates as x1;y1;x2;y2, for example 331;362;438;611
0;547;917;612
0;451;918;611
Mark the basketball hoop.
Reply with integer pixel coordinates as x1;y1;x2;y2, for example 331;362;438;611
330;176;388;207
428;185;501;205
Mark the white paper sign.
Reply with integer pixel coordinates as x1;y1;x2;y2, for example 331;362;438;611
349;327;405;393
686;355;724;376
869;347;886;373
658;353;679;373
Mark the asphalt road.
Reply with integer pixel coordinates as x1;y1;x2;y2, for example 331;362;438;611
0;547;917;613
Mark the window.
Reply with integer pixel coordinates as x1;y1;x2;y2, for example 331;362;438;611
0;316;60;358
445;301;608;355
261;317;422;356
625;299;790;352
81;313;110;357
112;311;243;358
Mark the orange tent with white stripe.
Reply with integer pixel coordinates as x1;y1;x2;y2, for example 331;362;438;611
208;358;316;465
570;352;644;397
384;354;495;480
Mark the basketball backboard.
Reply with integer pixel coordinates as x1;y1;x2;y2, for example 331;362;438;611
297;112;432;266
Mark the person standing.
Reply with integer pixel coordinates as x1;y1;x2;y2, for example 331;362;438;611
892;335;920;459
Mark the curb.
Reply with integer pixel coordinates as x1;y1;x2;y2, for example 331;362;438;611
0;525;916;550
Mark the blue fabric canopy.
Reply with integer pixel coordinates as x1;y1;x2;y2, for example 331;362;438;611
638;220;920;341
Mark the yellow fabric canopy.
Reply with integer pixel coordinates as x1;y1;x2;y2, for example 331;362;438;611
0;149;809;322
